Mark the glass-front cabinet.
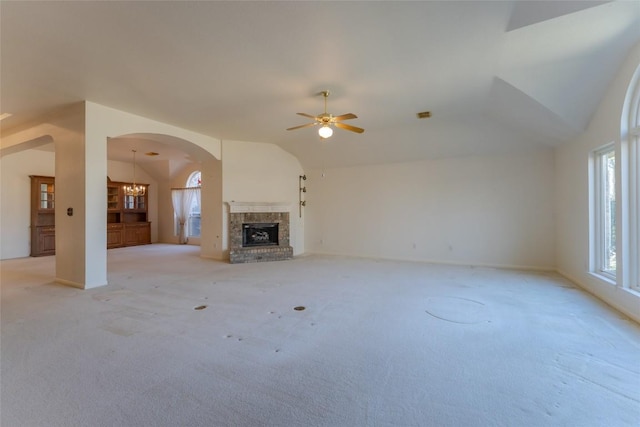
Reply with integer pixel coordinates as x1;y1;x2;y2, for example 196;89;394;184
124;193;146;210
39;181;55;210
122;184;150;246
30;176;56;256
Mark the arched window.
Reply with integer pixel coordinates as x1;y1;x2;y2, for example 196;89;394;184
173;171;201;241
625;65;640;290
186;171;201;238
591;62;640;290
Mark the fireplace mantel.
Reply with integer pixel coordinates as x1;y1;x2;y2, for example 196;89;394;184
227;201;291;214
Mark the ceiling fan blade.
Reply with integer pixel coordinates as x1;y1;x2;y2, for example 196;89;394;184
335;122;365;134
333;113;357;121
286;122;317;131
296;112;317;119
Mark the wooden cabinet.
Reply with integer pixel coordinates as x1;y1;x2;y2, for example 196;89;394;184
124;223;151;246
30;176;56;256
112;180;150;248
107;223;124;248
29;176;151;256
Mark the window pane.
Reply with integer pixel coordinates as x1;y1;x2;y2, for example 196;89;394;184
188;214;201;237
602;150;616;273
176;171;202;238
188;171;201;188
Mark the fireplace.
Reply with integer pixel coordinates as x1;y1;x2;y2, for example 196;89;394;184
227;202;293;263
243;223;279;247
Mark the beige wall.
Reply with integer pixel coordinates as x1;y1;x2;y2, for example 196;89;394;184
0;149;55;259
306;149;556;270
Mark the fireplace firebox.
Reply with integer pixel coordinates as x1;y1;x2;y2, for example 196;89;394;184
243;223;279;247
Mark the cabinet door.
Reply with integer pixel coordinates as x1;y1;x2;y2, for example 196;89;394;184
138;224;151;244
39;181;55;210
124;225;140;246
33;226;56;256
124;194;135;210
123;223;151;246
135;194;146;210
123;188;147;211
107;224;124;248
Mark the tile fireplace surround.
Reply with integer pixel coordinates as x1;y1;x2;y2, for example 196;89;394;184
227;202;293;264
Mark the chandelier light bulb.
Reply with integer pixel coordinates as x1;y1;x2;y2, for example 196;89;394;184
318;125;333;138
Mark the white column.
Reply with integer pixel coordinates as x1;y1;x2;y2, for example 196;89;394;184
55;102;108;289
200;156;224;260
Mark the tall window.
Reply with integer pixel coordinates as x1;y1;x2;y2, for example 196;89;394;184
592;63;640;291
187;171;201;238
628;67;640;290
593;145;616;279
174;171;201;239
630;124;640;290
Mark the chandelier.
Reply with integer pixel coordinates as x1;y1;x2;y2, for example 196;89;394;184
123;150;146;196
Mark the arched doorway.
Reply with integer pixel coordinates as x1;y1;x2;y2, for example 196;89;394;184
107;132;222;259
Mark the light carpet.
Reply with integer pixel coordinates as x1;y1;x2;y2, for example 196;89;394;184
1;244;639;426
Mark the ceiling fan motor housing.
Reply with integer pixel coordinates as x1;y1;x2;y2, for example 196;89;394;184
319;114;332;123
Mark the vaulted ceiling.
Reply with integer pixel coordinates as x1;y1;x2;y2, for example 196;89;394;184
1;1;639;172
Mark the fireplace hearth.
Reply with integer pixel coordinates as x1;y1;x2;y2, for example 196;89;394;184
228;202;293;264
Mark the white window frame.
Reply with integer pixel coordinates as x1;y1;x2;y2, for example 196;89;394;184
174;171;202;238
592;144;617;282
626;79;640;291
186;171;201;238
629;126;640;290
612;63;640;292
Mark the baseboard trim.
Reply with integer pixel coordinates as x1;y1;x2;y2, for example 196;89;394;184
556;269;640;324
306;250;555;272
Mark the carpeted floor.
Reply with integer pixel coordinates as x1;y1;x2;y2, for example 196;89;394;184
1;244;639;426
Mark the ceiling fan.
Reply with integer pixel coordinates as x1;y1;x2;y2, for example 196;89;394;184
286;91;364;138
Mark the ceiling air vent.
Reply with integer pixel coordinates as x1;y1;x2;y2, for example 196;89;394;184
416;111;432;119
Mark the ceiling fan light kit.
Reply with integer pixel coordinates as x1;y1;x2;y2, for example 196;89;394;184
318;125;333;138
286;90;364;139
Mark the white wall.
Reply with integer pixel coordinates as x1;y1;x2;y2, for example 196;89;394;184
306;149;556;270
222;140;305;256
556;41;640;322
0;149;55;259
